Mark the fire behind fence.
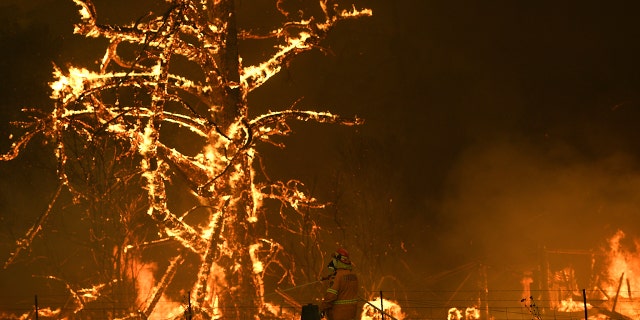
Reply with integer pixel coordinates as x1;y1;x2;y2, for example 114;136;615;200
1;289;635;320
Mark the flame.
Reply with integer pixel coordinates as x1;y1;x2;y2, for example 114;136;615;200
542;230;640;319
557;298;588;313
134;259;186;319
603;230;639;297
361;298;405;320
447;307;480;320
2;0;371;318
36;307;62;318
597;230;640;317
147;297;183;320
250;243;264;274
135;261;157;307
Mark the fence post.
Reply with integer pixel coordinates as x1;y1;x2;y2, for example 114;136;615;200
582;289;588;320
380;291;384;320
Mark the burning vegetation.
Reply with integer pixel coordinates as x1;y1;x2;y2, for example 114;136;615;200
1;0;371;319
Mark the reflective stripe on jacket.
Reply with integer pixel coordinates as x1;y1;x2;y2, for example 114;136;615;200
334;299;358;305
321;268;359;320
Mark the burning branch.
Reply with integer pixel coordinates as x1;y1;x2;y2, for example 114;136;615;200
1;0;370;318
3;183;63;269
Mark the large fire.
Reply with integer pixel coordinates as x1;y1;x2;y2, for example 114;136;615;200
537;230;640;320
592;230;640;319
1;0;370;319
436;230;640;320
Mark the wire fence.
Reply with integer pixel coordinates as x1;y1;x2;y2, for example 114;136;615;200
0;289;637;320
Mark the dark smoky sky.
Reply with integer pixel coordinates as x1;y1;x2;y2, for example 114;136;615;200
2;0;640;309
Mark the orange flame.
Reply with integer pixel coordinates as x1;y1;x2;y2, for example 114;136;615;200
448;307;480;320
361;298;405;320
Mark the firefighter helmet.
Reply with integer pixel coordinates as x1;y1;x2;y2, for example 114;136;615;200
333;248;351;265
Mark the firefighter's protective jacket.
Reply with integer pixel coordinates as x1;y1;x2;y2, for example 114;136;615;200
321;267;359;320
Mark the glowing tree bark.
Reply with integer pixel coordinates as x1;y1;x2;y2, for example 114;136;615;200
2;0;370;319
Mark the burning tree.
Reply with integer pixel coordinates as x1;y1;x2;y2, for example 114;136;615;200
1;0;370;319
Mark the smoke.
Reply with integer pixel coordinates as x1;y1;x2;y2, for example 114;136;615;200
439;135;640;278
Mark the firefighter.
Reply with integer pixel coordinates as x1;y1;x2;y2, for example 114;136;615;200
320;248;359;320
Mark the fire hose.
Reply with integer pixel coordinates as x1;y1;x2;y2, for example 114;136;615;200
268;280;325;310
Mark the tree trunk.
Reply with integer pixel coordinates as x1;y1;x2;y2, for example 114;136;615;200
196;1;262;319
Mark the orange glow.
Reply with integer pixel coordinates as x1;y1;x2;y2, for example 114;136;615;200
135;261;157;307
598;230;640;317
603;230;638;297
362;298;405;320
558;298;589;313
447;307;480;320
544;230;640;319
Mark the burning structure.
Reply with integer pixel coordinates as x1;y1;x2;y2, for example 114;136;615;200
0;0;371;319
532;230;640;320
420;231;640;320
